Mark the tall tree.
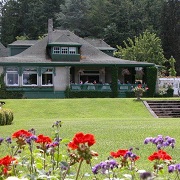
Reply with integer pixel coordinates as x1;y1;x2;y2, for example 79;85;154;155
114;30;166;65
1;0;20;45
161;0;180;74
1;0;64;44
86;0;110;38
56;0;91;37
102;0;164;47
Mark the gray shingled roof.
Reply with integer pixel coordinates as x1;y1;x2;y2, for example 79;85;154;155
0;42;8;57
0;30;155;67
8;40;38;46
84;38;115;50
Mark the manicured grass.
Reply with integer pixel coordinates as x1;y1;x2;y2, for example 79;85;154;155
1;98;180;178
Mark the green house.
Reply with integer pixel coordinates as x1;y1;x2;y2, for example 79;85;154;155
0;19;155;98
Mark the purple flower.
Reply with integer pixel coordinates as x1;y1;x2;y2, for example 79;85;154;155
144;137;152;144
5;137;12;144
92;164;101;174
26;135;37;145
92;160;118;175
175;164;180;172
168;165;175;173
30;135;37;141
26;138;31;145
0;137;4;144
144;135;176;149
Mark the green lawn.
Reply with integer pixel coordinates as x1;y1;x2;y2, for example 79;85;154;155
1;98;180;178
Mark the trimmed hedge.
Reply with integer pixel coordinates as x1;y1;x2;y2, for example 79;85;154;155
146;67;157;97
65;90;112;98
0;108;14;125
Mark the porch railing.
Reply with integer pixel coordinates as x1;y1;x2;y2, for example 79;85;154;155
70;84;146;92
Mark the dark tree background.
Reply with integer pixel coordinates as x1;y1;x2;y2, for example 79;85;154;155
0;0;179;74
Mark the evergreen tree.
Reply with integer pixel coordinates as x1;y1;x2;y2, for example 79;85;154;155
56;0;91;37
1;0;21;45
161;0;180;74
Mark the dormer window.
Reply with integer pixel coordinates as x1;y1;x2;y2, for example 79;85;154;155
69;47;76;54
61;47;68;54
53;47;61;54
48;42;81;62
52;46;77;55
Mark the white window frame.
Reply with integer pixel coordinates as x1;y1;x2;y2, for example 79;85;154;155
53;46;61;54
69;47;76;54
61;47;68;54
22;69;38;86
41;69;53;86
6;69;19;86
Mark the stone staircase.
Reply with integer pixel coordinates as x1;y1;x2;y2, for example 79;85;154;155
143;100;180;118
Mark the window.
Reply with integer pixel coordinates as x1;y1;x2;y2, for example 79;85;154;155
22;68;37;86
6;67;19;86
61;47;68;54
41;68;53;86
69;47;76;54
53;46;77;54
53;47;60;54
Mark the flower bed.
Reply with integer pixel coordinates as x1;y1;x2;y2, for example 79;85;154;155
0;121;179;179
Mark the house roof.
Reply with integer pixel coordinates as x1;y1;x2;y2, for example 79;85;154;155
0;42;8;57
84;38;116;51
8;40;39;46
0;30;155;67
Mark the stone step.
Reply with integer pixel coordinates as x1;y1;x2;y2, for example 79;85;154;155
143;100;180;118
149;105;180;108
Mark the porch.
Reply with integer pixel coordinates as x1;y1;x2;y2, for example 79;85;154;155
70;83;134;92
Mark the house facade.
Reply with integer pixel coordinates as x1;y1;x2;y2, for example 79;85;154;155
0;19;155;98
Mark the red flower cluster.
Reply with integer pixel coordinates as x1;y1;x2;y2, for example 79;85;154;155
0;155;17;175
12;129;32;139
68;132;95;150
35;134;52;144
0;155;16;167
110;149;128;158
148;150;172;161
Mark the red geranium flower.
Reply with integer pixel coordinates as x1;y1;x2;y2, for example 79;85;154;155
35;134;52;144
12;129;33;139
68;132;95;150
110;149;128;158
148;150;172;161
3;167;8;175
0;155;17;167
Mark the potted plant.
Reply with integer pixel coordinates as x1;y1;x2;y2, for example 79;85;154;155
133;85;148;100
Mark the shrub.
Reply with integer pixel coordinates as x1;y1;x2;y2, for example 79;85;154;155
0;109;6;125
3;109;14;125
0;109;14;126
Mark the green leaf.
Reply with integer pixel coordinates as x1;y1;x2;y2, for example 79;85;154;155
54;153;62;161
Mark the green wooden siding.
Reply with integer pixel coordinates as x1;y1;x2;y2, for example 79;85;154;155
51;54;80;61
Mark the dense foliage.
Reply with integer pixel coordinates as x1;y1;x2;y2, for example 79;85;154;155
114;30;166;65
0;0;179;73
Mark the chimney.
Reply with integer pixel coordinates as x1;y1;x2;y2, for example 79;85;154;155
48;19;53;43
